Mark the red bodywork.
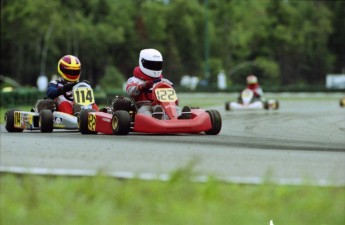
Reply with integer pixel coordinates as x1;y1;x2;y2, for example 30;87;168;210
132;108;212;134
92;112;113;134
91;109;212;135
91;81;214;134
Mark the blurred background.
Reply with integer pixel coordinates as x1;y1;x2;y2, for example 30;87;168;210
1;0;344;97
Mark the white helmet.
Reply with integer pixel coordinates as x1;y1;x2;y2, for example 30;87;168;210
247;75;258;84
139;49;163;78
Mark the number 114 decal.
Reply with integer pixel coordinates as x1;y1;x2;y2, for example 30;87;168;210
73;88;95;105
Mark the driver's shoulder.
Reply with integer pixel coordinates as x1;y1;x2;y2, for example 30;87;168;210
127;76;145;84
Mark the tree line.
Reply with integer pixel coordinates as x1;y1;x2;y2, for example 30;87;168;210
1;0;344;89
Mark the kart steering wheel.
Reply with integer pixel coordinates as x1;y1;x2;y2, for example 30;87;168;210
153;78;161;83
63;91;74;102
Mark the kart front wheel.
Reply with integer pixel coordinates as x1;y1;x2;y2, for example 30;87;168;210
274;100;280;110
78;109;98;134
205;110;222;135
112;110;131;135
340;98;345;107
264;99;279;110
225;102;230;111
39;110;53;133
5;109;24;132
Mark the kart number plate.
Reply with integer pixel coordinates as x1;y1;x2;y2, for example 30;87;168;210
242;90;253;98
14;111;21;128
14;112;33;128
88;113;96;131
73;87;95;106
155;88;177;102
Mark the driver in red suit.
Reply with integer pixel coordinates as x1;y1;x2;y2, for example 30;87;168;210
47;55;99;115
126;48;191;119
246;75;263;100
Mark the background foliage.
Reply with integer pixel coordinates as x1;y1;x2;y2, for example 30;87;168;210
1;0;344;89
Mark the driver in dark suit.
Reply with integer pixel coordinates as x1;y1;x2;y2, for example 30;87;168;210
47;55;98;114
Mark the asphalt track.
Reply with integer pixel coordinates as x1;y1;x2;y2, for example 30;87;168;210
1;93;344;186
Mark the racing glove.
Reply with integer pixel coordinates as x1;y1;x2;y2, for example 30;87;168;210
62;82;76;93
138;80;154;91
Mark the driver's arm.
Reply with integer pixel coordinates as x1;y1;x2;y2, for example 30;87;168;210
126;78;153;97
47;82;75;99
47;82;63;99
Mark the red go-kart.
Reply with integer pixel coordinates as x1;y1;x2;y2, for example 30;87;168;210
78;80;222;135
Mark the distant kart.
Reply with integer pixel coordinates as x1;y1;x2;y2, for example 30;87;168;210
5;81;97;133
225;88;279;111
78;80;222;135
340;97;345;107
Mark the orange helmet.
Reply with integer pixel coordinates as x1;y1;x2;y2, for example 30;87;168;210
246;75;258;85
57;55;81;82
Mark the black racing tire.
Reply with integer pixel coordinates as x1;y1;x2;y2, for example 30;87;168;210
205;110;222;135
274;100;280;110
78;109;98;134
263;101;269;110
340;98;345;107
5;109;24;132
39;110;53;133
225;102;230;111
264;99;280;110
112;110;131;135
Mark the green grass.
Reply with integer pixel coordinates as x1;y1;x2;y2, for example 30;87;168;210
0;107;5;124
1;170;344;225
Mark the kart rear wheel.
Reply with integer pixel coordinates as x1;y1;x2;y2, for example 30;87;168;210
264;99;279;110
205;110;222;135
112;110;131;135
39;110;53;133
78;109;98;134
225;102;230;111
5;109;24;132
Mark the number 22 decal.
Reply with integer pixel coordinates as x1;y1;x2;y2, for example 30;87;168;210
88;113;96;131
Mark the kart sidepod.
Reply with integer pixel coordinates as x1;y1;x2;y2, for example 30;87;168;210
78;107;221;135
5;109;78;132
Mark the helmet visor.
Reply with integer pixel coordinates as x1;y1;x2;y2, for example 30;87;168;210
141;59;163;71
60;67;81;77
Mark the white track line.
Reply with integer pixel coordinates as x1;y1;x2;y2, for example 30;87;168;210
1;166;341;187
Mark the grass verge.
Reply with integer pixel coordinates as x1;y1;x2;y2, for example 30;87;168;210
1;171;344;225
